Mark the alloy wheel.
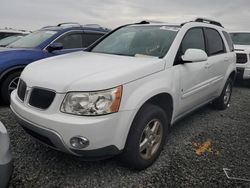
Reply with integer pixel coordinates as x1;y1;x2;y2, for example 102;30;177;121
139;119;163;160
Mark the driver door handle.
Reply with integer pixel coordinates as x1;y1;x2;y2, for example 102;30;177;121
205;62;212;69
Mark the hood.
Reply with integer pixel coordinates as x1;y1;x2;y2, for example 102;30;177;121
0;47;43;68
22;51;165;92
234;45;250;53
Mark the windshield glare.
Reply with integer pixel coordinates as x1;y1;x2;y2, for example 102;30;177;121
8;30;57;48
91;25;179;58
230;33;250;45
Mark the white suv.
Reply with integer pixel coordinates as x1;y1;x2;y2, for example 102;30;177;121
11;18;236;170
230;32;250;80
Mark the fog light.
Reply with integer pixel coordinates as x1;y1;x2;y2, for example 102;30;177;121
70;136;89;149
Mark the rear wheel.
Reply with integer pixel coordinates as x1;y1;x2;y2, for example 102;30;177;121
120;104;169;170
0;71;21;104
212;78;233;110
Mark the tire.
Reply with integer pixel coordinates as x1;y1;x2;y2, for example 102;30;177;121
0;71;21;104
212;78;233;110
120;104;169;170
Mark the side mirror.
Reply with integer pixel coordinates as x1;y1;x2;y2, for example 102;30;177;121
181;49;208;62
47;43;63;53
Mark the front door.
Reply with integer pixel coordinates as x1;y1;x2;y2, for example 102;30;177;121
175;27;211;116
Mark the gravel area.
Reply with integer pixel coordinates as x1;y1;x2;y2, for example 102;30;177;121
0;81;250;188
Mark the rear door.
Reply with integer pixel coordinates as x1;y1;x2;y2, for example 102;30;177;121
203;28;229;97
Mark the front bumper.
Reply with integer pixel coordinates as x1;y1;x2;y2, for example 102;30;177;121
0;162;13;188
236;67;250;80
11;90;135;158
0;122;13;188
236;67;245;80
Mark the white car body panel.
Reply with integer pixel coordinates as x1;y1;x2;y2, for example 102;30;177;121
23;52;164;92
234;44;250;80
230;31;250;80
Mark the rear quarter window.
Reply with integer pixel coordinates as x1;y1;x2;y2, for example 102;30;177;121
222;31;234;52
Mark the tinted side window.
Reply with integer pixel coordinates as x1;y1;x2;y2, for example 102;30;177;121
181;28;205;54
204;28;225;55
83;33;103;48
55;33;83;49
222;31;234;52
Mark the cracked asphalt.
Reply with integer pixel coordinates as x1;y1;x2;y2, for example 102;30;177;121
0;81;250;188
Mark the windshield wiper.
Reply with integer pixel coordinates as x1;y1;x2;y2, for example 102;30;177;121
94;51;133;57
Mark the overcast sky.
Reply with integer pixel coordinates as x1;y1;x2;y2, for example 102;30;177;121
0;0;249;31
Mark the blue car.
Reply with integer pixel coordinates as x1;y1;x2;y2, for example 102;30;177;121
0;23;110;103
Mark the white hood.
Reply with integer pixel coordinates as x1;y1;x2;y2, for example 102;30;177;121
22;51;165;92
234;45;250;53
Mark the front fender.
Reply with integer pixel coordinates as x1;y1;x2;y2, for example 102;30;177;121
0;64;27;83
0;58;35;83
115;70;177;149
120;69;177;113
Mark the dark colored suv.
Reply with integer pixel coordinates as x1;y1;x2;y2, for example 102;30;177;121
0;23;110;104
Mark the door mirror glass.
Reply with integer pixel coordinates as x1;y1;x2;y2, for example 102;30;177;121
182;48;208;62
47;42;63;53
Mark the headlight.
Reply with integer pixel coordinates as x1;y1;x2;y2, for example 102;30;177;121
60;86;122;116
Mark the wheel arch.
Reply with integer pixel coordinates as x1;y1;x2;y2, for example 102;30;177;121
228;70;236;81
0;65;25;85
143;93;174;125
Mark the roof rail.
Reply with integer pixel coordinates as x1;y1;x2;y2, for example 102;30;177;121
83;24;111;31
41;25;53;29
194;18;223;28
136;20;165;25
57;22;81;27
83;24;101;28
136;20;150;24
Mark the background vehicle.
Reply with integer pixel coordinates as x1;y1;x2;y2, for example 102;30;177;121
0;23;110;104
0;121;13;188
11;18;236;170
230;32;250;80
0;35;26;47
0;28;30;40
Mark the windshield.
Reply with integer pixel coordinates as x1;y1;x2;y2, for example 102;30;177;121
0;35;23;47
91;25;179;58
230;33;250;45
8;30;57;48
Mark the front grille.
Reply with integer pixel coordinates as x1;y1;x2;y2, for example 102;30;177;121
28;88;56;109
236;53;248;64
17;79;27;101
22;126;56;148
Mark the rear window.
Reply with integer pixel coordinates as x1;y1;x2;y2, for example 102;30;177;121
83;33;103;47
204;28;225;56
0;32;18;40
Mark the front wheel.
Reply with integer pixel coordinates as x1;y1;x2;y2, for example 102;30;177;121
0;71;21;104
212;78;233;110
120;104;169;170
